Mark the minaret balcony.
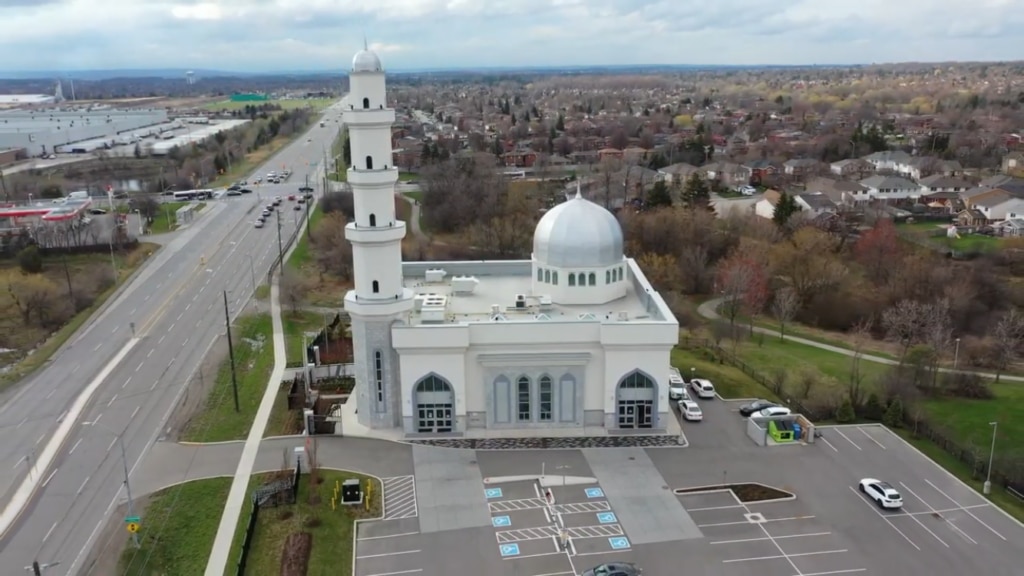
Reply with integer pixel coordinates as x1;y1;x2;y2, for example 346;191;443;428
344;288;415;317
345;221;406;244
348;166;399;188
342;107;395;126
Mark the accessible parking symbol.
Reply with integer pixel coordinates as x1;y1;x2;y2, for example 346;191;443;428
499;543;521;557
596;512;617;524
485;487;504;499
492;515;511;527
609;537;630;550
585;487;605;498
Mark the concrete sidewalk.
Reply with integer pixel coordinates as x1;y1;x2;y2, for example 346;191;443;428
697;297;1024;382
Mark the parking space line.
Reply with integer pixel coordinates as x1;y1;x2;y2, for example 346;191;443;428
489;497;548;512
856;426;888;448
833;429;862;450
698;515;814;528
819;436;839;451
724;549;847;563
923;479;1006;541
689;504;746;512
797;570;867;576
356;550;420;559
711;531;832;545
529;572;573;576
847;486;920;550
357;531;420;541
899;482;976;544
502;551;563;561
363;570;422;576
381;476;418;519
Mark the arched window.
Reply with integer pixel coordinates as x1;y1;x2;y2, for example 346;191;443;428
606;270;611;284
362;97;370;109
618;267;624;281
619;371;655;389
552;271;558;285
365;155;373;170
537;268;543;281
373;350;385;409
588;272;596;286
517;376;531;421
372;280;379;293
544;269;551;283
369;213;376;227
415;374;452;392
568;273;576;287
539;376;553;421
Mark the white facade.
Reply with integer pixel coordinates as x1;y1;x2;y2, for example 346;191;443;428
978;198;1024;222
344;48;679;436
754;198;776;219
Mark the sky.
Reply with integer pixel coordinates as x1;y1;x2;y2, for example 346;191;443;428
1;0;1023;73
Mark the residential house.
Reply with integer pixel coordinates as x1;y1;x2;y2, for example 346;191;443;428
959;183;1024;208
702;161;750;188
783;158;826;180
726;134;749;156
896;157;962;180
502;150;538;168
742;159;780;185
1003;151;1024;175
859;175;920;201
979;174;1024;188
805;177;867;206
623;146;649;164
918;174;973;196
972;192;1024;223
598;148;623;162
863;150;912;172
795;192;837;216
956;209;987;228
754;189;789;219
658;162;701;185
994;218;1024;237
392;136;423;170
830;158;873;179
921;191;960;214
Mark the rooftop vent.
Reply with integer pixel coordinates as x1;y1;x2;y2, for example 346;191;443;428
535;313;551;321
425;268;447;283
514;294;526;309
451;275;479;294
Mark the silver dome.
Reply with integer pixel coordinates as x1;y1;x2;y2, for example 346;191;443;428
533;194;624;268
352;50;382;73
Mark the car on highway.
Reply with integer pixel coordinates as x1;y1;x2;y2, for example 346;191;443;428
582;562;641;576
859;478;903;509
756;406;791;418
288;194;296;201
293;203;302;211
678;399;703;422
690;378;716;399
254;177;263;184
239;188;253;194
298;186;314;194
227;184;241;192
254;220;264;228
739;399;778;417
273;196;282;205
226;189;241;196
262;209;271;218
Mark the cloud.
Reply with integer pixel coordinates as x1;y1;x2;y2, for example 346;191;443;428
0;0;1022;72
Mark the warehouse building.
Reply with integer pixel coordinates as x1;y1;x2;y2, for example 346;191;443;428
0;109;169;157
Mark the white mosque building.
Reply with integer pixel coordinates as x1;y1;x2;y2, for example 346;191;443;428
343;47;679;436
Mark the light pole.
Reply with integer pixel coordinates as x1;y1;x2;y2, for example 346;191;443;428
24;561;60;575
223;290;240;413
247;252;257;296
984;421;998;495
81;421;139;548
953;338;961;370
690;367;695;382
276;209;284;269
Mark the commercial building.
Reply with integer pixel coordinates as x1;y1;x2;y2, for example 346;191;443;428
0;109;169;157
344;48;678;437
145;119;250;156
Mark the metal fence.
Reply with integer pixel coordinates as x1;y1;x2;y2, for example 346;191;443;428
235;459;303;575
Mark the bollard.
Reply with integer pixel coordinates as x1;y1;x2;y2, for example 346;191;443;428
331;496;336;510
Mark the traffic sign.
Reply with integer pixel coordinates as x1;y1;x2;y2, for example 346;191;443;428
124;515;140;524
126;522;140;534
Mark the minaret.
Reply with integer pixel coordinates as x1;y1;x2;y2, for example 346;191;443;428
343;46;412;430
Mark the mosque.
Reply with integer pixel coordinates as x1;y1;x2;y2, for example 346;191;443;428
343;47;679;436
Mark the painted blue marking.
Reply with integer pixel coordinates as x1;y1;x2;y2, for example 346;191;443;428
499;543;521;557
597;512;617;524
485;488;504;499
585;487;605;498
492;515;511;527
609;536;631;549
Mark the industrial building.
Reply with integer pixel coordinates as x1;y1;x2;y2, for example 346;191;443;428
0;94;56;108
0;108;169;157
145;119;250;156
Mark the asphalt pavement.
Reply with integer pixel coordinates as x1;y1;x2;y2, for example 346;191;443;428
0;102;347;574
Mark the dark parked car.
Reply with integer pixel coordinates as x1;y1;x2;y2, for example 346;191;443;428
739;399;778;417
239;188;253;194
298;186;313;194
582;563;641;576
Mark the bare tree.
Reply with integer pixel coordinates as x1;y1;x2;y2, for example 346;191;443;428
922;299;952;390
280;269;312;315
881;299;928;363
847;319;872;407
991;308;1024;382
770;287;799;341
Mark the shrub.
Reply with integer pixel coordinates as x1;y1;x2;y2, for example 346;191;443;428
863;393;884;421
17;245;43;274
943;372;993;399
883;397;903;428
836;398;856;423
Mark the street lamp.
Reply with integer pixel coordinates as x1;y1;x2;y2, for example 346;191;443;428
223;290;240;412
80;421;139;548
954;338;961;370
690;367;696;382
984;421;998;495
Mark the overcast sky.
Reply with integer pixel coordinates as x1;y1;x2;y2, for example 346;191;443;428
1;0;1023;72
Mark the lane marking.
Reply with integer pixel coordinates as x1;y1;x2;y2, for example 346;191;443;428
356;531;420;541
36;433;46;445
42;468;58;487
91;413;103;426
56;410;68;423
45;389;56;400
130;308;136;316
158;335;166;345
899;482;976;544
923;479;1006;540
711;531;832;545
689;504;745;512
43;520;58;542
185;303;191;311
130;406;140;419
77;475;90;495
111;326;117;335
17;417;26;429
107;437;117;452
797;571;867;576
848;486;919;550
11;455;26;469
169;322;176;331
107;394;118;407
150;381;158;391
147;349;154;358
356;550;420;560
135;362;144;372
183;337;190;347
834;429;861;450
820;436;838;452
858;427;886;449
176;312;183;321
69;438;83;455
724;549;847;563
93;342;102;352
123;377;132;389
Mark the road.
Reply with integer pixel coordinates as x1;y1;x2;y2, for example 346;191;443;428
0;101;347;574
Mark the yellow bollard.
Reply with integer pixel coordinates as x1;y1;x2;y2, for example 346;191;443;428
335;480;340;492
331;497;336;510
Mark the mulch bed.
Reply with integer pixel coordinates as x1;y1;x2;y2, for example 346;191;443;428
279;532;312;576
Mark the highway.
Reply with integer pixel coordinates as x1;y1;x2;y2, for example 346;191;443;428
0;101;347;574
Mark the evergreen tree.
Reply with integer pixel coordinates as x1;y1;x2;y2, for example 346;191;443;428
510;114;517;126
836;398;856;424
883;397;904;428
772;192;800;228
863;393;884;421
555;114;565;131
681;173;711;210
646;181;672;208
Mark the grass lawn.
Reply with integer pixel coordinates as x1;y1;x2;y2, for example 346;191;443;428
671;345;779;401
255;284;271;300
286;204;322;271
228;470;381;576
150;201;207;234
180;313;276;442
0;242;158;391
202;98;335;112
919;382;1024;466
119;477;232;575
398;171;418;182
402;190;423;203
282;310;325;366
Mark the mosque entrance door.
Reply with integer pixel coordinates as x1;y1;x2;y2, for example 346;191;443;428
414;375;454;433
616;371;656;429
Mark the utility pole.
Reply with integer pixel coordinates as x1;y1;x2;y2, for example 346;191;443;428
25;560;60;575
223;290;240;413
0;166;8;203
60;250;74;302
118;433;140;548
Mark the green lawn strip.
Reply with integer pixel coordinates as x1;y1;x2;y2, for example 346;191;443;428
227;470;382;576
0;243;158;391
892;429;1024;524
180;313;275;442
255;284;271;300
119;477;232;575
282;310;325;365
402;190;423;203
671;346;780;401
286;204;322;271
723;334;888;387
397;171;418;182
919;384;1024;464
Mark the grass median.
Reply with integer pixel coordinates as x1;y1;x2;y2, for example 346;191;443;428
180;313;276;442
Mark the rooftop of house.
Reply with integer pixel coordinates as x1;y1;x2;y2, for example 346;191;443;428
918;174;973;188
798;192;837;210
860;175;919;189
806;176;867;193
972;191;1013;209
399;260;670;327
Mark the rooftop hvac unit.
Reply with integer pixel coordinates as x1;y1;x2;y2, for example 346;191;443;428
491;304;501;315
537;295;553;311
514;294;526;309
425;268;447;283
617;311;629;321
451;275;479;294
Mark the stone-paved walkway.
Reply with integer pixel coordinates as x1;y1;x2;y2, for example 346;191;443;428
409;434;684;450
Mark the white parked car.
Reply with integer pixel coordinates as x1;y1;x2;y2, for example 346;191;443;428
690;378;716;399
859;478;903;510
679;400;703;422
756;406;791;418
669;372;688;400
254;220;264;228
739;185;757;196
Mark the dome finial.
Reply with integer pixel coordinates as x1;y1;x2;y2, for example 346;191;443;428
575;179;582;199
363;35;368;50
